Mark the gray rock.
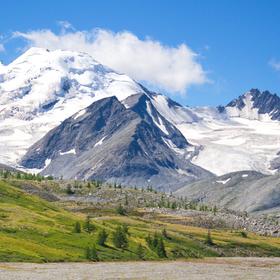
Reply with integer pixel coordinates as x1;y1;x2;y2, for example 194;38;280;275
175;170;280;214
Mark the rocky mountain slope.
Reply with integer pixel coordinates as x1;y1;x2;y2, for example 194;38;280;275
221;88;280;120
175;170;280;214
20;93;212;190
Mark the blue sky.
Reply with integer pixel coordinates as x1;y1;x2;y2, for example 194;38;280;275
1;0;280;107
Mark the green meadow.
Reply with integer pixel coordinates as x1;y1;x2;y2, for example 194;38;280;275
0;180;279;262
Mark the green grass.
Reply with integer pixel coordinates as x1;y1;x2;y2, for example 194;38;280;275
0;180;279;262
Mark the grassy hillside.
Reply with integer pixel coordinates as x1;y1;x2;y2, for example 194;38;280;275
0;179;280;262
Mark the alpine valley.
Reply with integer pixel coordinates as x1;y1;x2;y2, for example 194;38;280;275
1;48;280;214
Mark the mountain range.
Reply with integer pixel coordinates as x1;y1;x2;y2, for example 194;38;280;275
0;48;280;211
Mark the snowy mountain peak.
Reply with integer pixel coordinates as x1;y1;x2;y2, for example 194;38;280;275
0;47;144;120
0;48;145;164
223;89;280;121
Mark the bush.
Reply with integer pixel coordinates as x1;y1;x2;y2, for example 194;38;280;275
240;231;248;238
97;229;108;246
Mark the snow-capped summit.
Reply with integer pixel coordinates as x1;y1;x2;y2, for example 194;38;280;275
222;88;280;121
0;48;145;164
0;47;143;120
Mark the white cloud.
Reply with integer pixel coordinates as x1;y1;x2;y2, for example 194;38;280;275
269;59;280;71
0;44;5;52
14;28;207;93
57;21;75;32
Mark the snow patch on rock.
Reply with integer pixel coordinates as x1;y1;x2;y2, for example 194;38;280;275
59;149;76;155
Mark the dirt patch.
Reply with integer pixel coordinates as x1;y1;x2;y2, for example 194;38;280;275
0;258;279;280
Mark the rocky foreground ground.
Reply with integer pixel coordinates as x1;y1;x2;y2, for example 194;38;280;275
0;258;279;280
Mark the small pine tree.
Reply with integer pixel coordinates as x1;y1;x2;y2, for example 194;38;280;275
162;228;168;239
85;246;91;260
66;185;74;195
171;201;177;210
90;246;99;261
136;244;145;260
213;205;218;215
125;194;128;206
122;224;129;235
151;233;159;250
156;237;167;258
166;200;170;208
206;229;214;245
3;171;8;179
97;229;108;246
73;221;81;233
145;234;153;248
85;246;99;261
83;216;95;233
116;204;126;215
112;226;128;249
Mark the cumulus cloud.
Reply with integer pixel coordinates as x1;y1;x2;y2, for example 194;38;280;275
269;59;280;71
14;27;207;93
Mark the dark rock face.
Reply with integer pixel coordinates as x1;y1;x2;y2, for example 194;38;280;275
21;93;212;191
251;90;280;120
222;88;280;120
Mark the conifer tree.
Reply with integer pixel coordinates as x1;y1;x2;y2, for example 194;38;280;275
116;204;126;215
73;221;81;233
162;228;168;239
156;237;167;258
112;226;128;249
83;216;95;233
97;229;108;246
206;229;214;245
136;244;145;260
85;246;99;261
